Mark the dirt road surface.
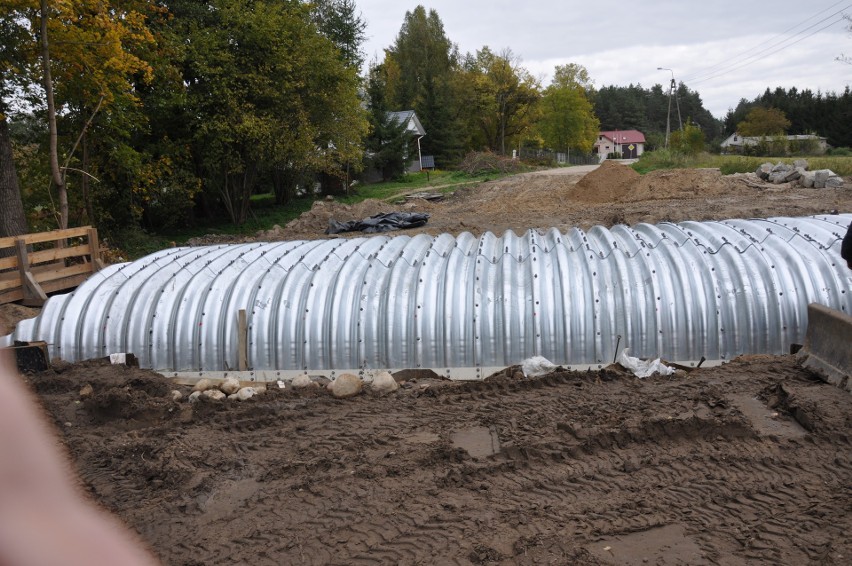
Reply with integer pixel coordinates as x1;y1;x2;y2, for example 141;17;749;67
29;356;851;565
3;163;851;564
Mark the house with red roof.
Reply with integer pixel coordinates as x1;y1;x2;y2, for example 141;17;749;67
593;130;646;161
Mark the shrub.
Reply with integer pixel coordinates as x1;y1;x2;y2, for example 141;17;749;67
458;151;526;175
669;120;705;156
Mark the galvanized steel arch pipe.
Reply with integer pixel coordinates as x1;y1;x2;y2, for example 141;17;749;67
3;215;851;375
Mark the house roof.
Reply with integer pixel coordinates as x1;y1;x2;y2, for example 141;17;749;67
599;130;646;144
387;110;426;136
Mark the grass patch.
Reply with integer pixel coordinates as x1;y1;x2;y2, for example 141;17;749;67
339;169;506;204
633;151;852;176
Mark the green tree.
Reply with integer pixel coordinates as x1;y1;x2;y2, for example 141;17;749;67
669;119;704;155
461;47;540;155
384;6;460;165
364;62;409;181
0;0;158;232
538;63;599;154
0;1;31;238
310;0;366;71
176;0;367;224
737;106;791;136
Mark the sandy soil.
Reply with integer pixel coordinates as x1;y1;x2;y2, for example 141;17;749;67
27;356;851;565
4;163;852;564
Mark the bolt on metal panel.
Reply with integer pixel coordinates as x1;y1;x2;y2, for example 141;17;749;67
3;215;851;373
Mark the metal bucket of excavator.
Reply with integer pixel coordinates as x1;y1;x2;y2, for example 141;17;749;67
796;303;852;392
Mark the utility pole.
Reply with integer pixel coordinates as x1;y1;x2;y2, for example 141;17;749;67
658;67;679;149
657;67;674;149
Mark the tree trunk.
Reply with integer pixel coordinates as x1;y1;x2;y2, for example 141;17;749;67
82;135;95;225
40;0;67;229
0;116;28;241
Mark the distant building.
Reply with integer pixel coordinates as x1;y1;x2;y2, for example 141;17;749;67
593;130;646;161
387;110;426;171
721;133;828;154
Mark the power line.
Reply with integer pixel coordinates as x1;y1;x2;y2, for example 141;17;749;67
680;3;850;84
680;1;848;82
688;14;847;86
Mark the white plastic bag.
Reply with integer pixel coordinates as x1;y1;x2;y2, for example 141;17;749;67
616;348;674;378
521;355;558;377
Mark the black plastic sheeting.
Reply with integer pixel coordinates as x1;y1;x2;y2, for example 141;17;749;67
325;212;431;235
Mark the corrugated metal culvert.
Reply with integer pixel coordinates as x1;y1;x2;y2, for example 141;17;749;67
3;214;851;378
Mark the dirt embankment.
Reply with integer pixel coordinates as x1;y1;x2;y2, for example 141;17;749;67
25;356;852;565
234;162;852;242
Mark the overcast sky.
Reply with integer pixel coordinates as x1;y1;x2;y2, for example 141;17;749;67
356;0;852;119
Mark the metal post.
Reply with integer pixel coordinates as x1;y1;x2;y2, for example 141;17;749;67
658;67;675;149
673;78;683;132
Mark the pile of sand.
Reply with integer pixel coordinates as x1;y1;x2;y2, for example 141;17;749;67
625;168;745;202
571;161;641;203
571;161;746;204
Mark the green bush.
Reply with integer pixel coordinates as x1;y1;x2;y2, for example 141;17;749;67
631;149;693;173
458;151;526;175
670;120;705;156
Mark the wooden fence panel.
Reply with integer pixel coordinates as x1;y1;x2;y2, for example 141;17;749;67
0;226;101;306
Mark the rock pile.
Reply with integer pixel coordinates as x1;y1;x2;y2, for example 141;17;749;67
177;371;399;403
756;160;845;188
187;377;263;403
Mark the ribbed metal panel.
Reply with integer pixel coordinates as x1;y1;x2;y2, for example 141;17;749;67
3;215;850;372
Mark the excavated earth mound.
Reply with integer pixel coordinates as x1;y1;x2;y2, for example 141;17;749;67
571;160;642;202
246;164;851;241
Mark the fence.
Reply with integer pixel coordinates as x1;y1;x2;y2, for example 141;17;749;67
0;226;103;306
518;148;599;165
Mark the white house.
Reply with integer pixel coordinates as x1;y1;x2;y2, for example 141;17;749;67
721;133;828;154
388;110;426;171
593;130;646;161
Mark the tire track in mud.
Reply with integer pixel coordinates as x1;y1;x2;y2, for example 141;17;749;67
37;356;852;565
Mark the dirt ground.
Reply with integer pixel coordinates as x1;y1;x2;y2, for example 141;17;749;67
243;161;852;243
3;163;852;565
26;356;852;565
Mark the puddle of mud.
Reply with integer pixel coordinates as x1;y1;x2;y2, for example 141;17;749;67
586;524;709;565
199;478;260;523
404;431;440;444
729;395;807;439
451;426;500;458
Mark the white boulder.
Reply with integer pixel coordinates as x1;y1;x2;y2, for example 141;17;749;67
202;389;226;401
192;378;214;392
292;374;316;388
236;387;257;401
220;376;241;395
371;371;399;394
328;373;363;398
